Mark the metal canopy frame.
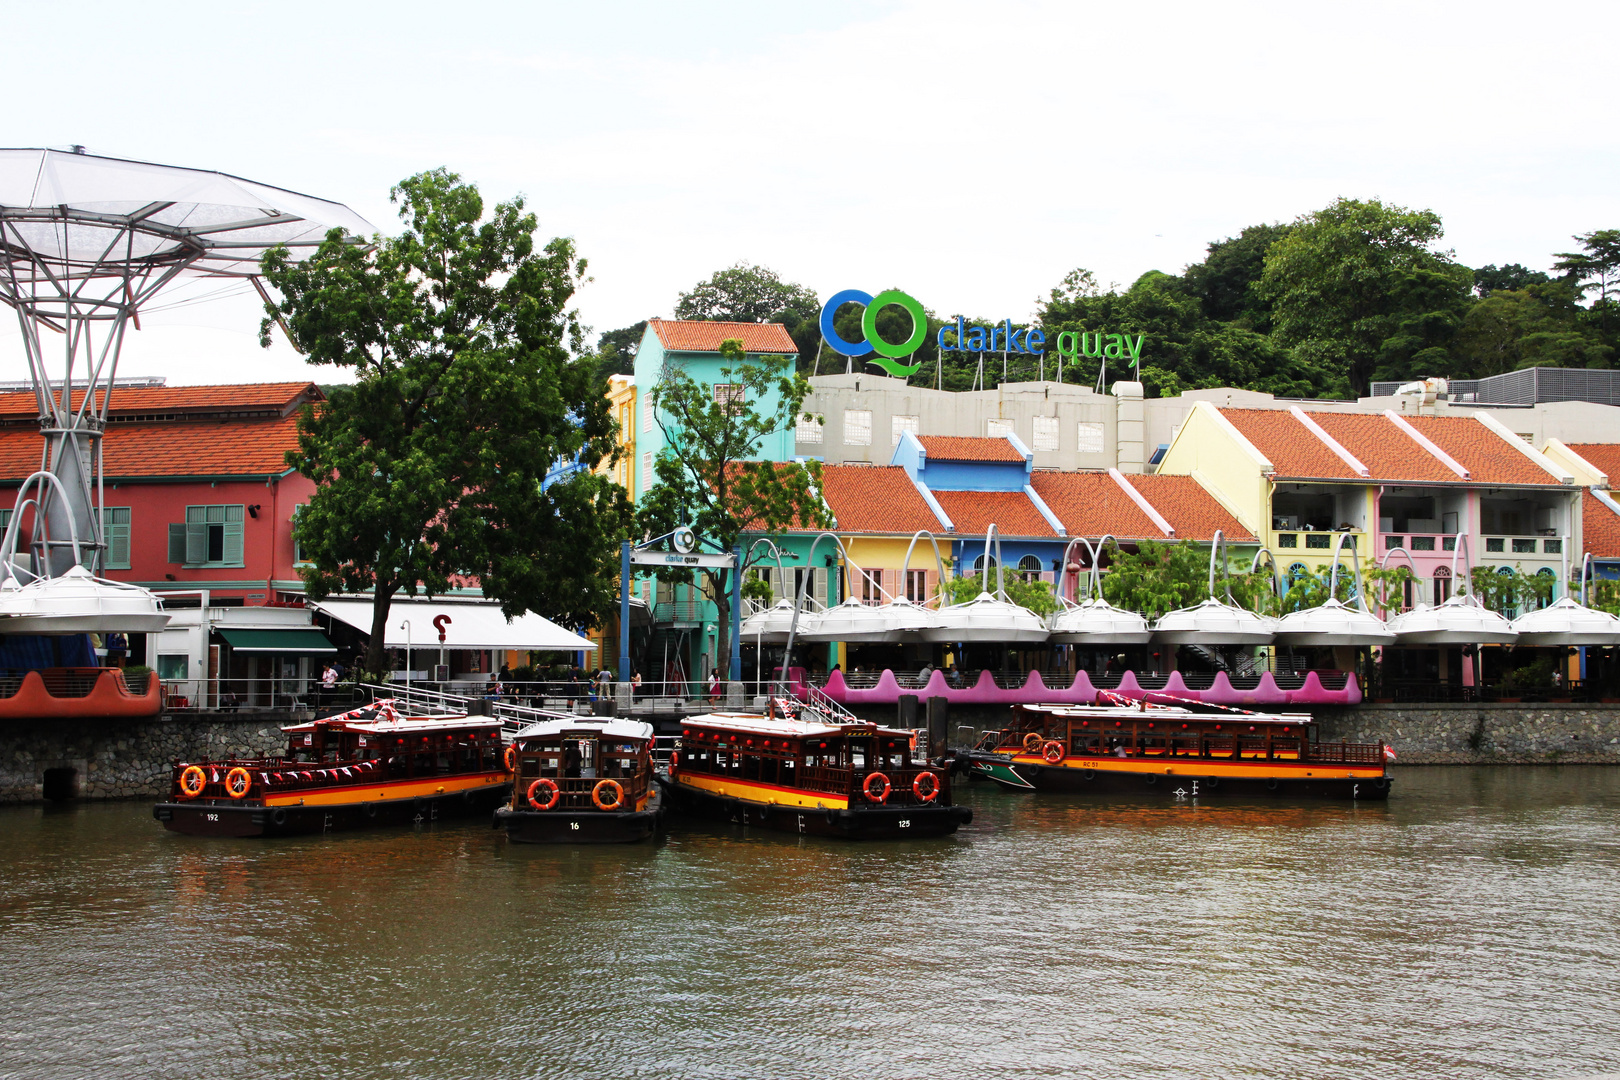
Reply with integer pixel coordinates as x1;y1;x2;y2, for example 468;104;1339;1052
0;148;372;583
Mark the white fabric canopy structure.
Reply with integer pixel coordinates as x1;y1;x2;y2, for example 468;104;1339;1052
0;149;373;638
312;598;595;652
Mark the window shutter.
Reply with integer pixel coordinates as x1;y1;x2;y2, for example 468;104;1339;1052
168;523;187;564
106;525;129;570
185;522;207;564
222;522;244;566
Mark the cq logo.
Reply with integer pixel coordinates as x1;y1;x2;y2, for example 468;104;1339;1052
819;288;927;378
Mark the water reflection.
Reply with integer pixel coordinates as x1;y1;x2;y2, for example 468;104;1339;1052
1;767;1617;1079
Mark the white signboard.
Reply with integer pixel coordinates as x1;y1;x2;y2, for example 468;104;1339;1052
631;551;735;568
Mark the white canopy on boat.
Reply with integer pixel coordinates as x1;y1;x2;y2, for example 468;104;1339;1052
1387;596;1516;645
1509;597;1620;646
1152;598;1274;646
312;596;594;651
1047;599;1152;645
513;718;653;742
921;592;1049;644
1272;598;1396;647
0;565;170;633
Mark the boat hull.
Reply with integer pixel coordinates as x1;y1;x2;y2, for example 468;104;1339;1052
496;791;664;844
962;752;1391;801
153;781;512;837
659;776;971;838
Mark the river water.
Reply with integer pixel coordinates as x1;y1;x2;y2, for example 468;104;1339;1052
3;767;1618;1080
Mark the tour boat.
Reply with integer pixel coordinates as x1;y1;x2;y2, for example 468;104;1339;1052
660;706;973;839
958;701;1392;800
152;699;512;836
494;717;663;843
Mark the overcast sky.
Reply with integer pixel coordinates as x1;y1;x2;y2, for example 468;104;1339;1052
4;0;1615;386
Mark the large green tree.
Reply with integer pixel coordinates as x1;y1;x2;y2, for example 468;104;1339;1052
675;261;823;371
636;340;828;678
1554;229;1620;337
261;168;631;679
1260;197;1474;396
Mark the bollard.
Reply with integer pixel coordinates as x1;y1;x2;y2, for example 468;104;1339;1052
897;694;920;729
927;695;949;750
592;698;616;717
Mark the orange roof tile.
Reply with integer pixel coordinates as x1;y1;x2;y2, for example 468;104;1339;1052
1029;472;1162;539
0;382;320;419
1584;490;1620;558
1304;412;1455;483
1124;473;1256;542
1566;443;1620;482
1403;415;1561;486
1219;408;1356;480
649;319;798;354
917;435;1024;463
818;465;942;534
0;416;303;480
931;489;1055;538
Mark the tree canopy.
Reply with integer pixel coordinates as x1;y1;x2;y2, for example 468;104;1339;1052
261;168;631;677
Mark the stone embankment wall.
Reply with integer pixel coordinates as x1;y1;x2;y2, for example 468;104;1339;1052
0;713;290;803
1314;704;1620;765
848;701;1620;766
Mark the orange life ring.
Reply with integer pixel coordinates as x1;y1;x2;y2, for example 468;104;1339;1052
178;765;206;799
592;779;625;811
1042;740;1065;764
504;745;519;772
913;771;940;803
863;771;890;804
224;767;252;799
527;778;560;811
1022;732;1043;754
669;751;679;768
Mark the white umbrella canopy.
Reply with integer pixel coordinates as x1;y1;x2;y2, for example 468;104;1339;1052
739;600;802;645
1510;597;1620;646
1272;598;1396;647
1387;596;1517;646
1047;598;1152;645
0;148;375;284
0;565;169;634
1153;598;1275;646
799;597;917;643
922;592;1049;644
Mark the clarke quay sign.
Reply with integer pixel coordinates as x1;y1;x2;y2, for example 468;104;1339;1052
819;288;1145;379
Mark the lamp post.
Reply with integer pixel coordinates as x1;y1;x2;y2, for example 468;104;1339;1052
399;619;412;700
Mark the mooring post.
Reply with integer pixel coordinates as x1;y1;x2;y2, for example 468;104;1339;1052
927;695;949;752
898;693;920;729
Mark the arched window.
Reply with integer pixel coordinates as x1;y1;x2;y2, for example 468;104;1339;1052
1497;565;1518;618
1018;554;1042;582
1536;566;1557;609
1286;562;1310;585
973;554;998;571
1433;565;1451;606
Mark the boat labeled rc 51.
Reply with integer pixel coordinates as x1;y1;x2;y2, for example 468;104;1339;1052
955;702;1393;800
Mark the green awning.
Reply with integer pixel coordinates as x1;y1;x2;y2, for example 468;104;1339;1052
217;628;337;655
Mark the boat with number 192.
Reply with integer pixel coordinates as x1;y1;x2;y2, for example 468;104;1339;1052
152;699;512;836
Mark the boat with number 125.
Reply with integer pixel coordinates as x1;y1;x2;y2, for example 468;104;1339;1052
661;703;972;839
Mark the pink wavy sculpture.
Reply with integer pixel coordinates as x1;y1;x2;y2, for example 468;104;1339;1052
815;667;1360;708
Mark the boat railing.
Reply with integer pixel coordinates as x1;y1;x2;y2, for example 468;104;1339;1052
1303;740;1386;765
512;773;650;812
